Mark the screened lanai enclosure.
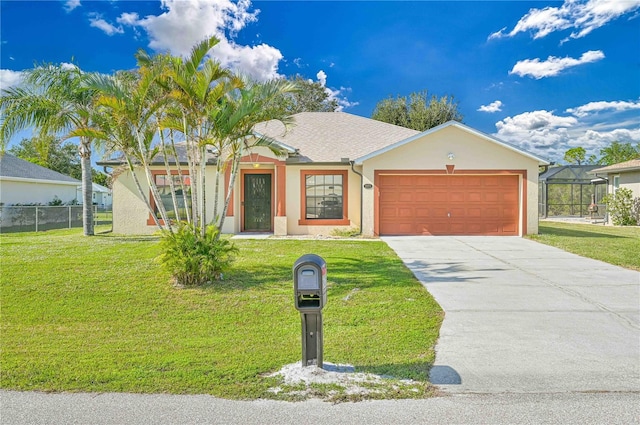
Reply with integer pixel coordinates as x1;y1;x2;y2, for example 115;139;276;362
539;165;607;219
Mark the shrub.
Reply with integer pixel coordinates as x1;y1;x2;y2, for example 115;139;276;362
633;197;640;225
157;223;238;286
48;196;63;206
602;188;638;226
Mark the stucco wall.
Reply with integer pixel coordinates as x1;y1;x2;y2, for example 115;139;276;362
619;170;640;197
283;164;361;236
111;166;226;235
110;146;286;235
0;179;78;205
360;126;541;236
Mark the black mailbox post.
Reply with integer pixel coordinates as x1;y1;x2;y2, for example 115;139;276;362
293;254;327;367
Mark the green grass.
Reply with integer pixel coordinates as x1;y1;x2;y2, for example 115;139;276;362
0;228;442;401
528;222;640;271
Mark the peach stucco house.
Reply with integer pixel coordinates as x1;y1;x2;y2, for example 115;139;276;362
101;112;548;236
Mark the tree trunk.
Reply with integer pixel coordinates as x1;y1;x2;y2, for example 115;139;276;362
211;159;223;226
125;157;163;231
169;130;191;224
79;138;94;236
200;144;207;237
217;144;242;238
159;128;181;222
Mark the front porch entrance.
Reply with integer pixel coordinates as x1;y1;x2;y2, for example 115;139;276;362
242;171;273;232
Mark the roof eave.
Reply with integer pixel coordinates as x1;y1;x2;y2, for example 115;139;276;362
589;166;640;174
252;131;298;154
0;176;81;186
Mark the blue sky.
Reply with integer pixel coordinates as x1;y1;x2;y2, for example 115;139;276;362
1;0;639;163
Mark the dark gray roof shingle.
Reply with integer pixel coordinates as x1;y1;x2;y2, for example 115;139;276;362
0;153;80;183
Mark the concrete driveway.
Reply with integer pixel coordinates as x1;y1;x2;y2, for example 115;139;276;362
382;236;640;394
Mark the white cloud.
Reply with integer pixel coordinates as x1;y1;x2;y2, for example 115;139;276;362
509;50;604;79
116;12;140;26
0;69;24;90
575;128;640;150
478;100;503;113
316;70;327;87
60;62;78;71
89;14;124;36
118;0;282;81
566;99;640;117
494;108;640;161
314;70;357;112
64;0;81;12
213;39;282;81
491;0;640;40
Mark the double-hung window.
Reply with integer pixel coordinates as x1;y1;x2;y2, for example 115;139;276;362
299;170;349;225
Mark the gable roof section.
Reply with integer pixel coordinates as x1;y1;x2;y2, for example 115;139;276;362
590;158;640;174
0;153;80;185
354;120;549;165
253;112;420;163
539;165;600;183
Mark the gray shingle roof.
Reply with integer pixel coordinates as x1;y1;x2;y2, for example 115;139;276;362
254;112;420;163
0;153;80;183
97;142;217;166
590;158;640;174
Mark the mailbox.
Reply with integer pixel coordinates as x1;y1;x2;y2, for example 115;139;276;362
293;254;327;312
293;254;327;367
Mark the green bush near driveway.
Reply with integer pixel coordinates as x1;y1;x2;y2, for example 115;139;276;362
0;229;442;400
528;221;640;271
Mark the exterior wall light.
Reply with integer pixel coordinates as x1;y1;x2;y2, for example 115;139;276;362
447;153;455;161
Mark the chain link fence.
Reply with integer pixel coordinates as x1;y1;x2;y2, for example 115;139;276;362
0;206;112;233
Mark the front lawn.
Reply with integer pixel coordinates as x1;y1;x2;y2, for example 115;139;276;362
0;229;442;401
528;221;640;271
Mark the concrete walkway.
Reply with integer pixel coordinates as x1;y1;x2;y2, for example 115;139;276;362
382;236;640;394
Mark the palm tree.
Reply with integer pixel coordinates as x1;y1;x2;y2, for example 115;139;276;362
73;68;174;231
211;77;299;235
0;64;98;236
153;36;241;235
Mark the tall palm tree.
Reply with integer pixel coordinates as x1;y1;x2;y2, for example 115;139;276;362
0;64;98;236
211;77;299;235
74;68;173;231
153;36;241;235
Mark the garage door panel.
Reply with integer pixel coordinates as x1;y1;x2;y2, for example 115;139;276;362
449;191;465;202
397;207;414;218
379;174;520;236
415;208;431;218
432;191;448;202
468;208;482;218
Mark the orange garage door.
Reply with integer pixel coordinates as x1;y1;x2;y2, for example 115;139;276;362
379;174;520;236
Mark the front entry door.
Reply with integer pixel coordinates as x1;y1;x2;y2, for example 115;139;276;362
243;173;272;232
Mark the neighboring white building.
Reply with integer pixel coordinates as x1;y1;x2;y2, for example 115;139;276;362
0;153;80;205
77;183;112;209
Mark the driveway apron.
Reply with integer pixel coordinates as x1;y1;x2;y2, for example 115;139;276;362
382;236;640;394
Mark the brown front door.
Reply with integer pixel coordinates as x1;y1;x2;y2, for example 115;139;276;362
379;174;519;236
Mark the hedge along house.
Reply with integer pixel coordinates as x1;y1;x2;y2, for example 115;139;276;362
101;112;548;236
